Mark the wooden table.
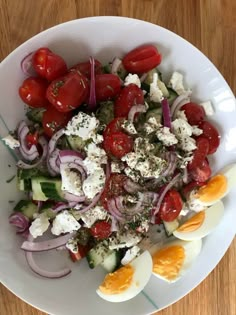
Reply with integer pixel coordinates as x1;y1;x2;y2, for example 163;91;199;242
0;1;235;314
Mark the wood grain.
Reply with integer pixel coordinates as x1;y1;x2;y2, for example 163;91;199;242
0;0;235;314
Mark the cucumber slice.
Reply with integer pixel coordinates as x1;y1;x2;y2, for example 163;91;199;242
100;250;121;273
163;219;179;237
26;108;45;123
145;107;162;124
31;177;64;201
167;88;178;104
86;242;111;269
14;200;38;219
66;135;87;151
96;101;114;125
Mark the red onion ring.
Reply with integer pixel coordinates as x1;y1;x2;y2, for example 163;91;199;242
88;56;96;109
106;161;111;180
20;51;36;76
64;162;87;182
123;178;143;194
139;73;148;83
161;98;171;128
107;199;125;221
9;212;29;233
21;232;75;252
47;148;60;176
63;192;86;203
161;151;177;177
128;104;147;122
48;129;65;155
52;202;71;213
170;94;190;119
18;121;39;161
78;191;103;213
111;216;119;232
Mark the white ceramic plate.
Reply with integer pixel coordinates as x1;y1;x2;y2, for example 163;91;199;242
0;17;235;315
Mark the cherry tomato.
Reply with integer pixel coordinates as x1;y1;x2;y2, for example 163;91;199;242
159;189;183;222
103;132;133;159
187;137;209;171
33;47;67;81
46;72;89;112
26;132;39;148
100;174;127;210
95;74;121;102
182;180;206;197
198;120;220;154
90;221;112;239
114;84;144;118
70;59;102;78
19;77;49;108
180;102;205;125
69;244;90;262
42;105;72;137
123;45;162;74
103;117;125;138
189;159;212;182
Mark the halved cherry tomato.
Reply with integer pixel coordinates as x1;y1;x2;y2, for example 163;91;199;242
100;174;127;210
33;47;67;81
103;132;133;159
187;137;209;170
46;72;89;112
103;117;125;138
26;132;39;148
42;105;72;137
70;59;102;78
159;189;183;222
114;84;144;118
123;45;162;74
198;120;220;154
182;180;206;197
95;74;121;102
90;221;112;239
180;102;205;125
69;244;91;262
189;159;212;182
19;77;49;108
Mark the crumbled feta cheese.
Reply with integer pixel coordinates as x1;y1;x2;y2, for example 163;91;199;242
64;112;99;140
111;161;124;173
124;73;141;88
187;190;207;212
121;120;137;135
29;213;50;238
180;136;196;152
136;156;165;178
122;152;141;169
109;232;142;250
178;153;193;168
82;168;106;199
2;134;20;149
134;137;154;153
168;71;190;95
156;127;178;146
144;117;161;134
66;238;78;253
192;125;203;136
172;118;197;152
175;110;188;121
60;164;84;196
80;206;108;228
124;167;140;182
121;246;140;265
83;142;107;175
200;100;214;116
51;210;81;236
91;133;104;144
149;73;164;103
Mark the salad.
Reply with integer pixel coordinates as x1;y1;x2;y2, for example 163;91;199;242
3;44;236;302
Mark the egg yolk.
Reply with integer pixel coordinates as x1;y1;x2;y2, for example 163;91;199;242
177;211;205;232
99;264;134;295
197;174;227;203
152;245;185;281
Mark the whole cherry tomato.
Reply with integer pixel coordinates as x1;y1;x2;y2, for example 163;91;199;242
95;74;121;102
187;137;209;171
159;189;183;222
114;84;144;118
70;59;102;78
123;45;162;74
46;72;89;112
42;105;72;137
33;47;67;81
181;102;206;125
90;221;112;239
103;131;133;159
19;77;49;108
198;120;220;154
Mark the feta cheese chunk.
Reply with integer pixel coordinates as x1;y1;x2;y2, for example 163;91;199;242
51;210;80;236
168;71;190;95
64;112;99;140
121;120;137;135
111;161;124;173
2;134;20;149
192;125;203;136
66;238;78;253
29;213;50;238
172;118;197;152
82;168;106;199
83;142;107;175
79;206;108;228
156;127;178;146
149;73;164;103
200;100;214;116
124;73;141;88
121;246;141;265
144;117;161;134
109;232;142;250
60;163;84;196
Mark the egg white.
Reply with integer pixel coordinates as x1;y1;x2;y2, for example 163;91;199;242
96;251;152;302
152;239;202;282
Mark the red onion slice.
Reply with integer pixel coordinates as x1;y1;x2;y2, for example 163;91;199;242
78;191;103;213
128;104;147;122
107;199;124;221
170;94;191;119
106;161;111;180
20;52;36;76
124;178;143;194
48;129;65;155
52;202;71;213
18;121;39;161
47;148;60;176
139;73;148;83
59;150;84;165
88;56;96;110
161;98;171;128
111;216;119;232
111;57;122;75
21;232;75;252
161;151;177;177
9;212;29;233
63;192;86;203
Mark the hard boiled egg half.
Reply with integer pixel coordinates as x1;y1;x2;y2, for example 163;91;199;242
189;163;236;209
151;239;202;282
173;200;224;241
96;251;152;302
